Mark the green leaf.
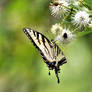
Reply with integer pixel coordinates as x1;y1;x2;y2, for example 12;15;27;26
76;29;92;37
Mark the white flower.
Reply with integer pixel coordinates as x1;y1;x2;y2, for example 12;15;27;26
51;23;62;34
72;11;90;27
55;28;74;44
49;0;69;17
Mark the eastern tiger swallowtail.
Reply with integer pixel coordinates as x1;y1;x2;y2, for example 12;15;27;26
23;28;67;83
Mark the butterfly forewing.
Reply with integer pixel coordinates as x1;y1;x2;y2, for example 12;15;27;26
23;28;55;63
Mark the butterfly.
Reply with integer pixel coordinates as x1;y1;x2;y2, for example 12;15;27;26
23;28;67;83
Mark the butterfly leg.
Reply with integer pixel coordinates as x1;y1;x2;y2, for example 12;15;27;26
55;67;60;84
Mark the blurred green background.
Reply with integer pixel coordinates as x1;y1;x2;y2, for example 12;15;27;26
0;0;92;92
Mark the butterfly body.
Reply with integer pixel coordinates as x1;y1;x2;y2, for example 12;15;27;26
23;28;67;83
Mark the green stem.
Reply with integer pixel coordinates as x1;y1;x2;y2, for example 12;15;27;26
72;25;81;33
61;12;71;25
79;0;92;10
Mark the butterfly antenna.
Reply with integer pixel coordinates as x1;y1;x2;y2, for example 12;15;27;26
55;67;60;84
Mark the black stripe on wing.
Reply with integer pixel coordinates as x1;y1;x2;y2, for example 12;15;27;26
58;57;67;66
56;44;62;56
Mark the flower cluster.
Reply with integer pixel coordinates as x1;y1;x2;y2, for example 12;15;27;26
49;0;69;17
49;0;92;44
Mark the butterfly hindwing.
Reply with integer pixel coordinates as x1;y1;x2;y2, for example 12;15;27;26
49;40;66;66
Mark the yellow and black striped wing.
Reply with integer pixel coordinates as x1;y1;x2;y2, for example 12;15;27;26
23;28;67;83
23;28;56;64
